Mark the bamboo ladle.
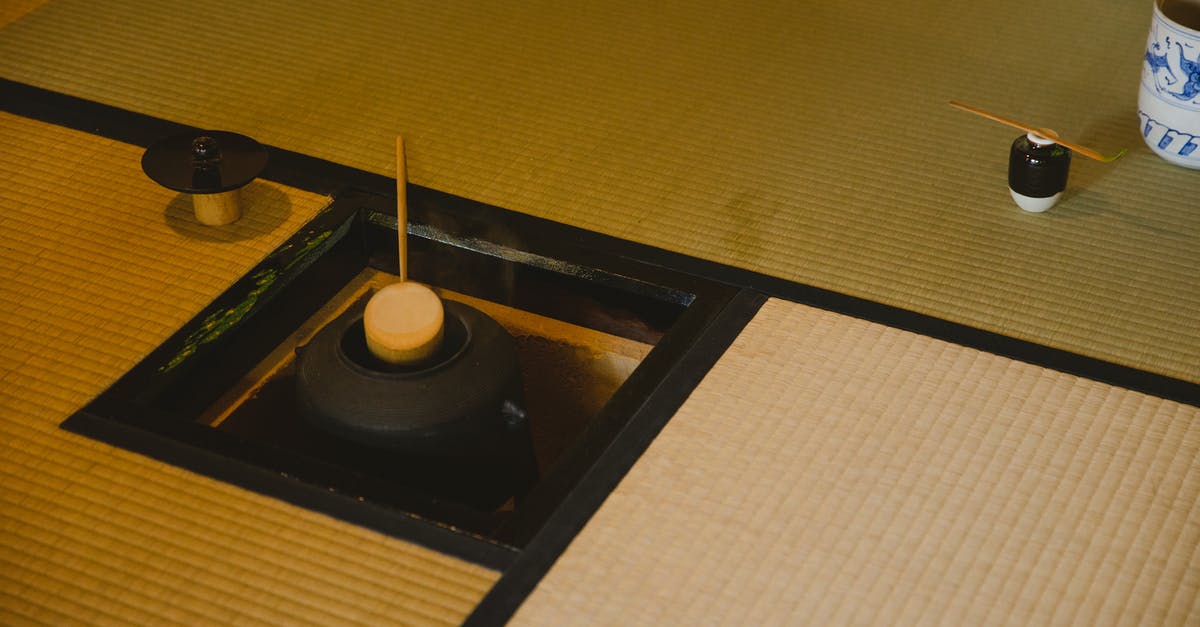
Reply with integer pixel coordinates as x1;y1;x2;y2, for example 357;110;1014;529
362;136;446;365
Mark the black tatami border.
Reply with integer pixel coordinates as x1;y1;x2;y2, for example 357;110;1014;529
7;79;1193;409
5;78;1198;625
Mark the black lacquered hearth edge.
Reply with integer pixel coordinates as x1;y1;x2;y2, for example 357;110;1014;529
60;200;523;570
57;186;740;567
6;78;1198;626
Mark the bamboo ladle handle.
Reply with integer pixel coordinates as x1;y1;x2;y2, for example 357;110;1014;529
396;135;409;281
362;135;446;366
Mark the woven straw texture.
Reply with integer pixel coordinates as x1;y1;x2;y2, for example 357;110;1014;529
515;298;1200;626
0;113;497;626
0;0;1196;383
0;1;47;29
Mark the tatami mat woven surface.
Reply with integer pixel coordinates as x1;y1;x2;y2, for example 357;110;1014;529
0;0;47;29
514;298;1200;626
1;0;1196;383
0;113;497;625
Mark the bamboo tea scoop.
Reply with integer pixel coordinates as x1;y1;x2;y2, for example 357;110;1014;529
949;101;1127;162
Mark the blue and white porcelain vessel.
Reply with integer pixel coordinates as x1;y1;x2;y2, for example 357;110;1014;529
1140;0;1200;168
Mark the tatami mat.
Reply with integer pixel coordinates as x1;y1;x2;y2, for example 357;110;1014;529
0;0;47;29
514;297;1200;625
0;113;497;625
1;0;1196;383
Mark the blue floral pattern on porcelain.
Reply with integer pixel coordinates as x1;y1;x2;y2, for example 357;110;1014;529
1139;5;1200;168
1143;24;1200;108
